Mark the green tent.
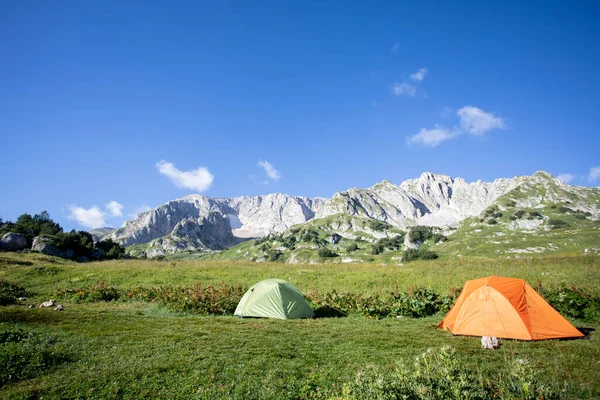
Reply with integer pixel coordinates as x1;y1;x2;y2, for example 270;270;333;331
234;278;314;320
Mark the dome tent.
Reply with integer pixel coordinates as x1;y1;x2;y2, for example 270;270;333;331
439;276;583;340
234;278;314;320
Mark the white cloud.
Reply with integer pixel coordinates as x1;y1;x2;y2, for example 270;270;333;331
156;160;214;192
391;43;399;54
457;106;505;135
129;205;152;217
588;166;600;182
406;125;459;147
557;174;576;184
391;82;416;96
257;160;281;181
410;67;428;82
105;201;123;217
68;205;106;229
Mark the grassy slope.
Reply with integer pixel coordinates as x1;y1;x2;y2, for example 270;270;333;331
0;252;599;398
437;186;600;257
203;213;407;264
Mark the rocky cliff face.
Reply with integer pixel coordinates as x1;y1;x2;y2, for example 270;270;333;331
316;171;593;228
109;194;326;249
107;171;600;257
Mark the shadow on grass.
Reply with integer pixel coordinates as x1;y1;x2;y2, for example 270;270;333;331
576;327;595;339
313;306;347;318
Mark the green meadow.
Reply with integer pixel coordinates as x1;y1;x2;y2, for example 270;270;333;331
1;252;599;399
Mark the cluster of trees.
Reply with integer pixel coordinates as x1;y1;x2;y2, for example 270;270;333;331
0;211;125;261
407;226;447;244
0;211;62;244
371;235;404;255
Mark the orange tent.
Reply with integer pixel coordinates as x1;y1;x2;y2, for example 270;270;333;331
439;276;584;340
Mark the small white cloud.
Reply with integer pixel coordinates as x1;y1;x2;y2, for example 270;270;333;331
129;205;152;218
257;160;281;181
457;106;505;135
557;174;576;184
391;82;416;96
68;205;106;229
391;43;399;54
410;67;428;82
406;125;459;147
105;201;123;217
588;166;600;182
156;160;214;192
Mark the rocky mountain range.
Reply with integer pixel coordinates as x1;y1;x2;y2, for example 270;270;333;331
104;171;600;258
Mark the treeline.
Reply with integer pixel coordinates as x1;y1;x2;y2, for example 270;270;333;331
0;211;124;261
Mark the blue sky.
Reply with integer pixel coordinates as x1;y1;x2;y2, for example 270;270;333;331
1;1;599;230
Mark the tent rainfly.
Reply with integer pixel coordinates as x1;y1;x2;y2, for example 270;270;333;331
234;278;314;320
439;276;584;340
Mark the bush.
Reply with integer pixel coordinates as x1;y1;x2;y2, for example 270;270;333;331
96;239;125;260
53;230;94;259
127;282;246;315
345;242;358;252
538;286;600;322
368;220;391;231
402;248;438;262
56;281;120;303
373;235;404;252
504;199;517;207
0;280;29;306
371;243;383;255
514;209;526;219
527;211;543;220
408;226;446;244
548;219;570;229
318;247;338;258
487;218;498;225
267;250;283;262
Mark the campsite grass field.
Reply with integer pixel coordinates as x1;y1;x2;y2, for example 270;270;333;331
1;252;599;399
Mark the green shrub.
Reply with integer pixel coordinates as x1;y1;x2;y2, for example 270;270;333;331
527;211;543;220
318;247;338;258
345;242;358;252
505;199;517;207
370;243;382;255
53;230;95;259
487;218;498;225
56;281;120;303
128;282;246;315
267;250;283;262
538;286;600;322
402;248;438;262
368;220;391;231
96;239;125;260
0;280;28;306
548;219;570;229
514;209;526;219
408;226;446;244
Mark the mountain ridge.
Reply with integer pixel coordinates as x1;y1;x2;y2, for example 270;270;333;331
104;171;600;258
